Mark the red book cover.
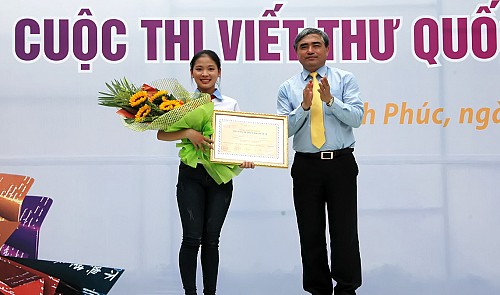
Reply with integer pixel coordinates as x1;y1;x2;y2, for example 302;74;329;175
0;257;45;295
1;257;60;295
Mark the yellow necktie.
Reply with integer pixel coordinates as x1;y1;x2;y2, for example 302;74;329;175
310;72;326;148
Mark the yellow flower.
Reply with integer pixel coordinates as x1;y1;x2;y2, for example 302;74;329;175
135;104;151;122
159;99;184;111
159;100;174;111
129;91;148;107
149;90;168;103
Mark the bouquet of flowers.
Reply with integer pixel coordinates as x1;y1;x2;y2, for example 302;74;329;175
98;78;241;184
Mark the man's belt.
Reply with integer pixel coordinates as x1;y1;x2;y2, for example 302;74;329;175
296;148;354;160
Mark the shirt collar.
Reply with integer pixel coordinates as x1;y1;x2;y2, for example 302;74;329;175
195;88;223;100
211;88;223;100
301;65;328;81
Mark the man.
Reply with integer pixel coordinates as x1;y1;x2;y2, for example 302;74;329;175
277;28;364;295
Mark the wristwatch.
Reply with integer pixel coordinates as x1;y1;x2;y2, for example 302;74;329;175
326;96;334;107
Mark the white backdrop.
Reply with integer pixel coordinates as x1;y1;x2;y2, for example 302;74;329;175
2;0;500;294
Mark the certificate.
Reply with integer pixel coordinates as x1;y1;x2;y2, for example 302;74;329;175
210;110;288;168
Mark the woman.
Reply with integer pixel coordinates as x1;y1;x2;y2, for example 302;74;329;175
157;49;254;295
